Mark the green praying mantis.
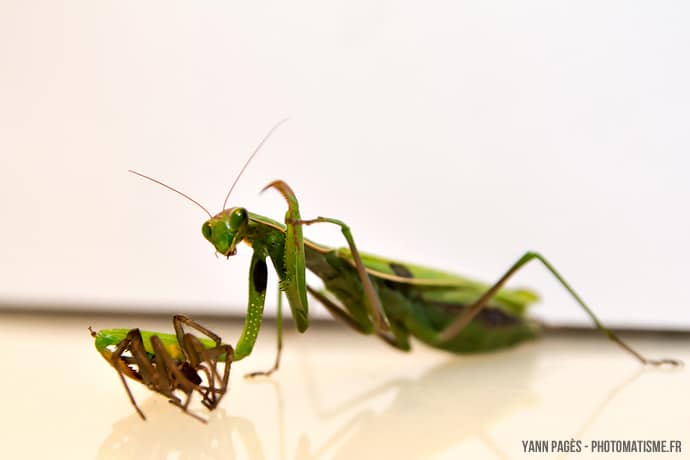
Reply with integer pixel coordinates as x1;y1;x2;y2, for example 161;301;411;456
94;121;680;418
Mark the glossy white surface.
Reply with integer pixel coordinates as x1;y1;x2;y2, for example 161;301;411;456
1;312;688;459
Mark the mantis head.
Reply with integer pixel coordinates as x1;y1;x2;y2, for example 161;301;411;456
130;119;287;258
202;208;249;258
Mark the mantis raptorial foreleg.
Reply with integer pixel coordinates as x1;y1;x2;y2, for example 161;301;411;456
292;216;392;335
234;251;268;362
245;286;284;378
239;181;306;377
251;183;397;376
437;251;681;366
262;180;309;332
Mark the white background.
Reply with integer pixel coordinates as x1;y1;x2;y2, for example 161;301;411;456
1;1;688;329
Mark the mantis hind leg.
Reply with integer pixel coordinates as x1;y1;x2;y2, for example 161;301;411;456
307;285;411;350
438;251;681;366
241;180;306;379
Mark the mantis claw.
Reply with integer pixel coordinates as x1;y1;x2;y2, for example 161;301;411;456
244;370;275;379
646;358;683;367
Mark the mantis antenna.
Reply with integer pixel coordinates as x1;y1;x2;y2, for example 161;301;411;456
128;169;212;218
222;118;289;210
129;118;289;216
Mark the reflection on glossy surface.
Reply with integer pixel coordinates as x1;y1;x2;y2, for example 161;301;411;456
0;312;688;459
297;349;538;460
294;350;664;460
97;402;264;460
96;340;541;460
292;330;687;460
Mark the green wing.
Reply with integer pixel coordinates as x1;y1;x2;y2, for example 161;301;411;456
337;248;539;316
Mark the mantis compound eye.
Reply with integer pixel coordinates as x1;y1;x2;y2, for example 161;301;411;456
228;208;248;231
202;221;212;241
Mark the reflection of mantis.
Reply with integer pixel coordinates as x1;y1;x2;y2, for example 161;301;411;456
130;122;679;378
294;344;649;460
552;367;647;460
90;315;233;422
96;403;265;460
296;347;540;460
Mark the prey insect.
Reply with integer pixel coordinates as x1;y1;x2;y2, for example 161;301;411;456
130;122;680;376
90;315;234;422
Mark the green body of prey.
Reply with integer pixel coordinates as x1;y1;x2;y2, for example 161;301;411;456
92;328;228;362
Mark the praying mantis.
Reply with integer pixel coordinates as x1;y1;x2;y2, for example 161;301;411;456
119;121;680;379
94;122;680;420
